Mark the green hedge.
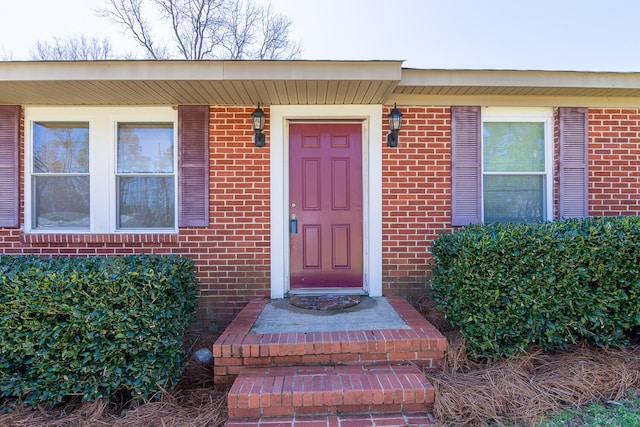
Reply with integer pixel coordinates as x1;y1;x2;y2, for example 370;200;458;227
431;217;640;360
0;254;199;405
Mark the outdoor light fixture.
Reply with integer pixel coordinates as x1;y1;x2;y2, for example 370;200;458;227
386;103;403;147
252;103;266;147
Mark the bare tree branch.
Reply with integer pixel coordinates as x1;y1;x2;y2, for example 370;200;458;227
0;48;17;61
219;0;260;59
154;0;224;59
97;0;301;60
31;35;118;60
97;0;168;59
255;4;301;60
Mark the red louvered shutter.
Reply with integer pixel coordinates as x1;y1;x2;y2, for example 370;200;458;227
451;106;482;226
0;106;20;228
178;105;209;227
558;107;589;219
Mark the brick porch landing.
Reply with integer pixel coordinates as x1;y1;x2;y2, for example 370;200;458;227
213;297;447;386
213;296;446;426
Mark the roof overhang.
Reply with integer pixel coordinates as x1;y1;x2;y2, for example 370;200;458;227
391;69;640;107
0;60;402;106
2;61;640;107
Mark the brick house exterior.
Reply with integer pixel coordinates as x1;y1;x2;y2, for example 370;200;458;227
1;61;640;328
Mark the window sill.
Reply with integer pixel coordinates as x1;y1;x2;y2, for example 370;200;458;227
21;233;178;245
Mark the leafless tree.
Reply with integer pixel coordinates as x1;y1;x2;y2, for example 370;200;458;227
97;0;301;60
31;35;118;60
254;4;298;59
1;48;16;61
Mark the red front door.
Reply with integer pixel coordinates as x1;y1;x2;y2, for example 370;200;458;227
289;123;363;289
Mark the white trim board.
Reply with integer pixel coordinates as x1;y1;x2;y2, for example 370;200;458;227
269;105;383;299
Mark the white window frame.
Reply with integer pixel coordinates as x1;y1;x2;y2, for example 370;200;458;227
24;106;178;234
481;107;554;222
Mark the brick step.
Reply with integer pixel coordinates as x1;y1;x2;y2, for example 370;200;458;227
226;363;435;420
213;297;447;385
225;412;436;426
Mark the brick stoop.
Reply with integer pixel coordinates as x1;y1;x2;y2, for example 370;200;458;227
227;364;433;418
227;364;434;426
213;297;446;386
215;297;445;426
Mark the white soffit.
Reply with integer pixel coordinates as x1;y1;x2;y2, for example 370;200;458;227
0;60;402;106
3;61;640;106
395;69;640;98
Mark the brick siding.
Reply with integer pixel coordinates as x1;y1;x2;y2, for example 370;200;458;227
1;106;639;327
382;106;452;297
589;109;640;216
1;106;271;330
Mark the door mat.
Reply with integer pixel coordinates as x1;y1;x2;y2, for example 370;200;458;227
289;294;360;311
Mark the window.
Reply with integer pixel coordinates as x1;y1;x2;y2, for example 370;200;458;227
482;108;553;223
25;107;178;233
452;106;587;226
116;123;175;229
32;122;90;229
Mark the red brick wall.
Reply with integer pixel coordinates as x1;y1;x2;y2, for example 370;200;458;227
588;108;640;216
381;106;453;296
3;105;640;327
201;106;271;327
1;106;271;330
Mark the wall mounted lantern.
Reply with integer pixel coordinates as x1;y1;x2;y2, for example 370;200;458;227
386;103;403;147
252;103;266;147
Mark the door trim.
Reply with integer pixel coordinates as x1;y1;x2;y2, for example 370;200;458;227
270;105;383;299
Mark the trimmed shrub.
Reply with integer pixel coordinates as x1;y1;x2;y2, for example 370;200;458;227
0;254;200;406
431;217;640;360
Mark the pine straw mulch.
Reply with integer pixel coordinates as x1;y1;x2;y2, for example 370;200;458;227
2;299;639;427
413;294;640;426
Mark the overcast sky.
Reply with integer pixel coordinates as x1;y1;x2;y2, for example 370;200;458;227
1;0;639;72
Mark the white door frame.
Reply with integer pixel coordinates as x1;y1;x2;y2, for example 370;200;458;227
270;105;383;299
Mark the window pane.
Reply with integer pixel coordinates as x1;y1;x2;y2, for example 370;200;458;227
33;122;89;173
117;123;174;173
118;176;175;228
483;122;544;172
33;176;90;229
484;175;544;223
